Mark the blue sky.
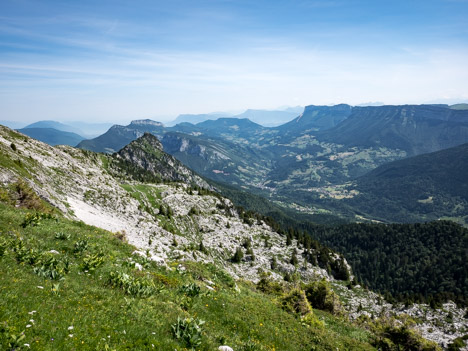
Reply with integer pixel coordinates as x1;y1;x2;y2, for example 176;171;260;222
1;0;468;123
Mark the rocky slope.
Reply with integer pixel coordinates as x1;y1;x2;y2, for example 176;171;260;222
1;125;467;348
0;126;329;283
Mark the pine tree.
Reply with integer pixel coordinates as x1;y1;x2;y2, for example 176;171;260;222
232;247;244;263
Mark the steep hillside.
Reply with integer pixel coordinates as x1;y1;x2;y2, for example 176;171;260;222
161;131;274;187
0;202;378;351
344;142;468;224
319;105;468;155
17;128;85;147
314;221;468;305
277;104;352;136
1;126;467;348
195;118;266;138
0;125;339;283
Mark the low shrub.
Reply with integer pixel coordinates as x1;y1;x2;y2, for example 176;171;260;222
371;316;441;351
280;288;312;316
303;279;342;314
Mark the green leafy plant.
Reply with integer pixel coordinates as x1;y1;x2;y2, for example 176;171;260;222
54;232;70;240
371;316;441;351
21;212;55;228
33;253;65;280
108;271;157;297
179;283;201;297
81;251;105;272
0;240;6;257
73;239;88;254
171;316;205;349
13;244;40;266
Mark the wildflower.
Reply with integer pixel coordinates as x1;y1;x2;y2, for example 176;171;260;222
69;334;73;338
26;324;32;328
68;326;74;330
37;286;44;289
24;344;30;348
29;319;34;323
28;311;37;315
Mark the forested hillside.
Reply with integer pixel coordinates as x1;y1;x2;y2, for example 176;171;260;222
313;221;468;305
347;142;468;224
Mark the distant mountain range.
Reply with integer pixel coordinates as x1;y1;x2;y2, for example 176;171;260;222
75;103;468;224
17;127;85;146
11;103;468;224
24;120;85;135
167;107;303;127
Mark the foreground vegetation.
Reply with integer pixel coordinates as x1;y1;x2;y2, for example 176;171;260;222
0;200;378;350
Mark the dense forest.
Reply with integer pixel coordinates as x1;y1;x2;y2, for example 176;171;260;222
312;221;468;306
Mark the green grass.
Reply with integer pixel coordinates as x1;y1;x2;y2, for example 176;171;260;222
0;201;376;350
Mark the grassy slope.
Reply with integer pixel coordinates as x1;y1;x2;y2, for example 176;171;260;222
0;202;374;351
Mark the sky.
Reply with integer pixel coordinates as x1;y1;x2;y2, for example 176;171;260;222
1;0;468;124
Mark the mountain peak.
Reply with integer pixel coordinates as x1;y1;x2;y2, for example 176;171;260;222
133;132;164;151
130;119;164;127
117;133;209;188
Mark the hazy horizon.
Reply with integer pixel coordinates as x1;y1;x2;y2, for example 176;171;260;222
1;0;468;124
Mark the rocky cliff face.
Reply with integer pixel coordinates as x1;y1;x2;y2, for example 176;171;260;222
319;105;468;155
